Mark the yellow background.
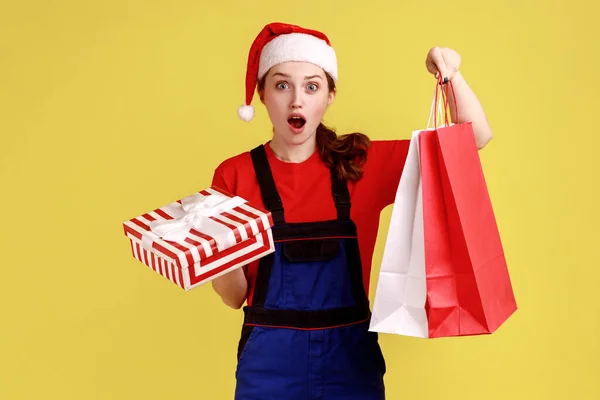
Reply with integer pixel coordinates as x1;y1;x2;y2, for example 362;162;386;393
1;0;598;399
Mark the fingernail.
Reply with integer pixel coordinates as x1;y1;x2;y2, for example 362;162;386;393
443;77;449;84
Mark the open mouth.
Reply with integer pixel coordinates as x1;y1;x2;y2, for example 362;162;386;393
288;116;306;129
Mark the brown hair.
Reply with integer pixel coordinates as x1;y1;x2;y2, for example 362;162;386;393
257;72;370;181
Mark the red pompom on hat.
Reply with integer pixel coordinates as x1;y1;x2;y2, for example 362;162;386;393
238;22;338;122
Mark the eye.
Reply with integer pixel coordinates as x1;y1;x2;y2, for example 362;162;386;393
306;83;319;92
276;82;289;90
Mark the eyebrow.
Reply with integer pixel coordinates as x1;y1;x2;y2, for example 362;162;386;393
272;72;323;80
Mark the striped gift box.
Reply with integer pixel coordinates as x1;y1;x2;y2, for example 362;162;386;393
123;186;275;291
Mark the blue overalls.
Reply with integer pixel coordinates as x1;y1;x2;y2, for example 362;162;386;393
234;145;386;399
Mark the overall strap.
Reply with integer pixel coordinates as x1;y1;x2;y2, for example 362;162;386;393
330;168;351;221
250;145;285;224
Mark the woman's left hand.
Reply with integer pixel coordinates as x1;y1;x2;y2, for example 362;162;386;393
424;46;493;149
426;47;461;83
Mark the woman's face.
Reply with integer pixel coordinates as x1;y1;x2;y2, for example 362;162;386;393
260;61;335;148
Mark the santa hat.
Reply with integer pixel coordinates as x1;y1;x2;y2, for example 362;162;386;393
237;22;338;122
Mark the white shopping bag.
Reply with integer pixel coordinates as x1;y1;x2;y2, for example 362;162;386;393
368;129;429;338
368;85;447;338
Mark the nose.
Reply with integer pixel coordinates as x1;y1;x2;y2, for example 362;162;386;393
290;88;303;109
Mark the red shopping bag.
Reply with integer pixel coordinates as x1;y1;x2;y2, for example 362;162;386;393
419;82;517;337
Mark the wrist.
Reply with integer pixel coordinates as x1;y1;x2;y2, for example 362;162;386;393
450;70;464;84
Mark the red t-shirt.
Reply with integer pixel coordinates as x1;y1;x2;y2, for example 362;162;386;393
211;139;410;303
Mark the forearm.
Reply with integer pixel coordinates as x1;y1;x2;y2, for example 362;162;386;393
211;268;248;309
447;71;493;149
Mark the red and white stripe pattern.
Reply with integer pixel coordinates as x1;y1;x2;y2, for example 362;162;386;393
123;187;275;290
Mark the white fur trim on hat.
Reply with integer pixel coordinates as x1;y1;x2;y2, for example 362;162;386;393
258;33;338;82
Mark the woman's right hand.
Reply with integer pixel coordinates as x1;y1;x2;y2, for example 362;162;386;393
211;267;248;309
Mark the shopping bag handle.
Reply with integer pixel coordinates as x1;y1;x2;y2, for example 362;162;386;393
427;76;458;129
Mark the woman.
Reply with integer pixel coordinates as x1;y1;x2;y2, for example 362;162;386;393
211;22;492;400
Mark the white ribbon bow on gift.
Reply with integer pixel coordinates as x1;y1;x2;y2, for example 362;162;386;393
141;192;247;254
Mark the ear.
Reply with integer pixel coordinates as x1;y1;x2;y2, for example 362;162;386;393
327;89;336;106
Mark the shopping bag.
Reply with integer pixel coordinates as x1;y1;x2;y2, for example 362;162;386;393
369;80;517;338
